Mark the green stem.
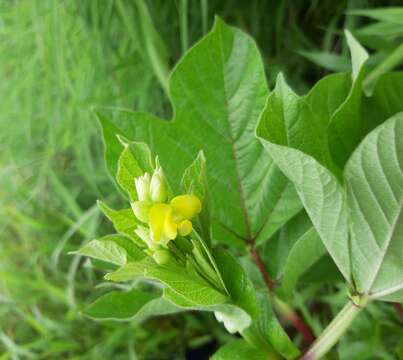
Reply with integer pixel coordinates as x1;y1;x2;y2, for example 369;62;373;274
300;300;364;360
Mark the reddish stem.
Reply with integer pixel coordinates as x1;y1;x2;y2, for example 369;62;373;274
249;243;276;290
248;242;315;345
393;303;403;320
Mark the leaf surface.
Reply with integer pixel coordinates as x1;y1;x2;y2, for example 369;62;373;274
84;289;182;322
345;114;403;301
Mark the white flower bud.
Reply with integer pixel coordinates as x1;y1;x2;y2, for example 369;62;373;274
150;167;167;203
134;173;151;201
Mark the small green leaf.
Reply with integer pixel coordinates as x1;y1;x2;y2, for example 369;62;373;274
84;289;182;321
243;292;300;360
74;239;127;266
214;248;259;319
97;200;142;246
211;340;271;360
181;151;211;242
345;30;369;81
116;139;155;200
280;227;325;299
163;287;252;333
328;31;368;169
106;259;228;306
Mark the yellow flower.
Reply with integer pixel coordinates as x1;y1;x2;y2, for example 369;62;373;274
149;194;201;245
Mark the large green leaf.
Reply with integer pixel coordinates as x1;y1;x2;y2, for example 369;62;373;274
345;114;403;302
83;289;182;322
97;18;301;246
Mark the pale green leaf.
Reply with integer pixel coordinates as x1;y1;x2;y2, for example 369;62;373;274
257;74;352;281
106;259;228;306
115;140;154;200
181;151;211;242
163;288;252;333
74;239;127;266
345;114;403;301
345;30;369;81
83;289;181;322
97;200;143;246
280;226;325;299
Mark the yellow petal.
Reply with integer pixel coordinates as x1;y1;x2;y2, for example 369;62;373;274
170;194;201;220
149;203;177;243
178;219;193;236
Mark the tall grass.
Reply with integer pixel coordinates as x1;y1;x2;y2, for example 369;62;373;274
1;0;401;358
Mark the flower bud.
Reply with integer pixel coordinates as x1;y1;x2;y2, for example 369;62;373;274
152;249;171;265
131;200;152;223
134;173;151;201
150;167;167;203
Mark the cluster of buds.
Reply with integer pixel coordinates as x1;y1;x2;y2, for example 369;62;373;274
131;166;201;264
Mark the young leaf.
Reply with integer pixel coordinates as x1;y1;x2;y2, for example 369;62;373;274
257;72;351;176
280;227;325;299
242;292;300;360
181;151;211;242
328;31;368;168
211;340;270;360
116;140;154;200
96;18;301;246
214;248;259;319
83;289;182;322
97;200;143;246
74;239;128;266
345;29;369;81
345;114;403;302
106;260;228;306
163;288;252;333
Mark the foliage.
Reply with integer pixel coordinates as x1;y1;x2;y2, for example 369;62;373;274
2;1;403;359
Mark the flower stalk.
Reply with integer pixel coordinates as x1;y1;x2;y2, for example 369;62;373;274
300;298;367;360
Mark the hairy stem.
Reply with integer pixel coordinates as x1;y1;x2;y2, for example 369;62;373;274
248;242;315;345
300;300;364;360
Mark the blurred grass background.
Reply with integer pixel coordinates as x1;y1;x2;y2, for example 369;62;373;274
1;0;402;359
